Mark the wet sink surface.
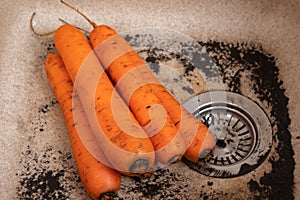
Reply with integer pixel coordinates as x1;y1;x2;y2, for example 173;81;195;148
1;0;299;199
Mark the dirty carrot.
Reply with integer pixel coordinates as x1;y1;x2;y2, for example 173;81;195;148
58;0;215;162
58;0;186;166
45;53;121;200
147;85;216;162
89;26;187;165
89;26;216;163
53;24;155;174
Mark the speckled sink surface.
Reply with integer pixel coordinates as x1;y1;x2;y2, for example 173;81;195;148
1;0;300;199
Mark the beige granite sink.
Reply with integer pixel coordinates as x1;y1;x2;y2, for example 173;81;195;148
1;0;299;199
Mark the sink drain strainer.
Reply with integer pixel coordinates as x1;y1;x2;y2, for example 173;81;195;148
183;91;272;178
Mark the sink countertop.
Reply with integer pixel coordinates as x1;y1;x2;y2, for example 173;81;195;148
1;0;299;199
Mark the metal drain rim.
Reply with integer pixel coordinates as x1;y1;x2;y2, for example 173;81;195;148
196;103;258;167
183;91;273;178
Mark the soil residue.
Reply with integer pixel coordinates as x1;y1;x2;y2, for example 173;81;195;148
201;41;295;199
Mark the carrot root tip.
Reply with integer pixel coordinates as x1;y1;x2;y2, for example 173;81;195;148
99;192;117;200
199;149;214;161
167;154;183;164
129;159;149;174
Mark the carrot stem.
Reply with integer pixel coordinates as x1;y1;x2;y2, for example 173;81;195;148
30;13;56;37
60;0;97;28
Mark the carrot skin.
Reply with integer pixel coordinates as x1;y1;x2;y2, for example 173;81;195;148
90;25;216;163
53;24;155;174
44;53;121;200
147;84;216;162
90;25;187;165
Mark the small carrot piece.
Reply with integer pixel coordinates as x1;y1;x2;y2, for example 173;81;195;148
89;25;216;163
90;25;187;166
53;24;155;174
44;53;121;200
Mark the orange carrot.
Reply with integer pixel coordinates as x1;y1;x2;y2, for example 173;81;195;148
150;86;216;162
44;53;121;200
53;24;155;174
89;25;216;163
57;0;186;166
90;25;187;166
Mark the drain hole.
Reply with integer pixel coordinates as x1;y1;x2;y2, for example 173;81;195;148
216;140;226;148
182;91;272;178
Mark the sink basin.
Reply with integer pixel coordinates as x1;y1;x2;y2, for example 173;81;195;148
0;0;299;199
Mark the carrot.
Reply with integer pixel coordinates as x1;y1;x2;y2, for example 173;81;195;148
89;26;187;166
147;85;216;162
44;53;121;200
58;0;186;166
53;24;155;174
89;26;216;163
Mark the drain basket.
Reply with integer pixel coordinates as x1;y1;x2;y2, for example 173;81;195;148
182;91;272;178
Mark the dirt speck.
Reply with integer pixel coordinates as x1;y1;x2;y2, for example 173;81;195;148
201;40;295;199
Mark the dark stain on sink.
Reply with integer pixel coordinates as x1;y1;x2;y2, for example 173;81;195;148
30;100;58;136
201;41;295;199
135;37;294;199
16;101;87;199
16;144;84;199
18;168;65;199
117;168;189;199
